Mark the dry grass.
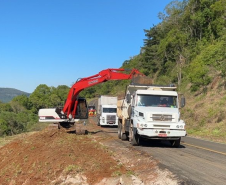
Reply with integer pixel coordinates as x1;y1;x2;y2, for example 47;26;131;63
0;132;37;148
182;77;226;143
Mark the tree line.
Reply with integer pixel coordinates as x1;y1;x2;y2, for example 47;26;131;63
0;85;70;136
80;0;226;97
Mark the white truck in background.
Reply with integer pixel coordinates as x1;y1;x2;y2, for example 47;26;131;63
117;83;186;147
97;96;118;126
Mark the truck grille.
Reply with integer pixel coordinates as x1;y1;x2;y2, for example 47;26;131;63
151;114;173;122
107;115;116;122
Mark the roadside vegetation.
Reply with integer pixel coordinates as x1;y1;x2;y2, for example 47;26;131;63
0;0;226;142
0;85;70;137
81;0;226;142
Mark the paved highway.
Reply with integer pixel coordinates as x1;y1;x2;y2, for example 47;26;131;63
88;99;226;184
96;123;226;185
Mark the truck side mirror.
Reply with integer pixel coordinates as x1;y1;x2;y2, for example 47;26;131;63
126;94;131;103
180;97;185;108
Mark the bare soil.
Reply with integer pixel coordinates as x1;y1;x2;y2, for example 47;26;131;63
0;118;178;185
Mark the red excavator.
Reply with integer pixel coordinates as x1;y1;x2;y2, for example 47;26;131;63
38;68;143;133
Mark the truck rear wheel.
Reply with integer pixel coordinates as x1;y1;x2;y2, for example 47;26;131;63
118;122;122;139
121;132;127;141
118;122;127;140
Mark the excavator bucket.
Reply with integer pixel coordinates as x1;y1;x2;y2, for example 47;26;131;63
75;122;87;135
57;121;87;135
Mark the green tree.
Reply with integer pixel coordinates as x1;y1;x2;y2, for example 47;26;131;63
0;103;13;112
0;111;25;136
11;94;32;110
29;84;51;113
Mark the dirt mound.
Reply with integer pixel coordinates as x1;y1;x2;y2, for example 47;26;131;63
0;119;178;185
0;128;126;185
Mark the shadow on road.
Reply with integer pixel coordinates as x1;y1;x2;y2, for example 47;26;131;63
138;139;186;148
98;125;118;133
88;130;103;134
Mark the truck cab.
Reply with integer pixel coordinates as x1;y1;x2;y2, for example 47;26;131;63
97;96;118;126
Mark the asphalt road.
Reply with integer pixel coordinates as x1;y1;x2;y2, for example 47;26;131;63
95;122;226;185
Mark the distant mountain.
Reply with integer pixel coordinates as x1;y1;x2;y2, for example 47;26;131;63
0;88;30;103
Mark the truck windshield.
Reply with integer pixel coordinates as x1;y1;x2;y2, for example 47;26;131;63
103;108;117;113
137;94;177;108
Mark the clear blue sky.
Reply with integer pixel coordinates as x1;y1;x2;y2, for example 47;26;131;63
0;0;172;93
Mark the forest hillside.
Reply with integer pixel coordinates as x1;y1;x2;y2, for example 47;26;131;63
80;0;226;142
0;88;30;103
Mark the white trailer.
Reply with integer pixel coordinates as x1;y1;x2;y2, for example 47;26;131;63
117;84;186;147
97;96;118;126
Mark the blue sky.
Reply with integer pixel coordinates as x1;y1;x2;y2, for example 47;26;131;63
0;0;172;93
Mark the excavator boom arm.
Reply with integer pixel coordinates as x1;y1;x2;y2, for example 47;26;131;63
63;68;143;118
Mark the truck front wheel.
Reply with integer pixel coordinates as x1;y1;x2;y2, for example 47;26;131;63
97;117;100;126
130;126;140;146
170;138;181;148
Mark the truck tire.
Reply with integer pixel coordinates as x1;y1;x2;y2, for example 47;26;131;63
118;122;122;139
127;105;132;116
118;121;127;140
170;138;181;148
121;132;127;141
97;117;100;126
130;126;139;146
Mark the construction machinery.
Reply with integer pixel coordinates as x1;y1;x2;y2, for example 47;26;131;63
88;105;96;117
38;68;143;133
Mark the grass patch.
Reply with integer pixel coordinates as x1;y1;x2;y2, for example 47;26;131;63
27;122;49;132
219;95;226;106
126;170;135;177
64;165;83;173
207;107;218;118
111;170;122;177
0;132;36;148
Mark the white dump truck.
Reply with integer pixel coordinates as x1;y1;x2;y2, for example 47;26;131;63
117;83;186;147
97;96;118;126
